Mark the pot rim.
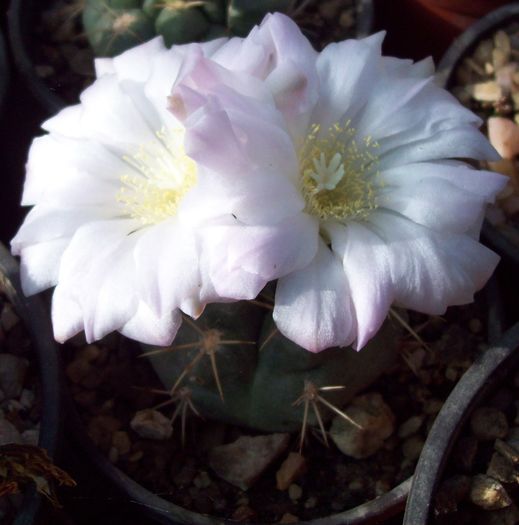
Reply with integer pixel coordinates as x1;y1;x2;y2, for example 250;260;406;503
0;242;63;525
403;322;519;524
402;276;518;525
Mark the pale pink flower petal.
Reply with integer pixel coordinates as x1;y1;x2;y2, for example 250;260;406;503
169;14;505;353
273;241;356;353
120;302;182;346
323;221;394;350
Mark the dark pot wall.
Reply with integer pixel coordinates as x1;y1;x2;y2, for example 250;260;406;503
403;321;519;525
0;243;63;525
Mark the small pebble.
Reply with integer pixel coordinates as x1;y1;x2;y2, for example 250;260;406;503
209;434;290;490
19;389;35;410
193;471;212;489
232;505;256;522
112;431;131;455
87;415;121;449
276;452;307;491
279;513;299;524
172;464;197;488
21;428;39;446
0;419;22;446
402;436;424;461
471;407;509;441
471;81;503;102
0;354;28;400
470;475;511;510
35;64;55;78
348;479;363;491
445;366;458;382
288;484;302;501
469;318;483;334
495;438;519;464
1;304;20;332
130;409;172;441
330;392;395;459
375;480;391;496
488;117;519;159
304;496;317;509
128;450;143;462
477;505;519;525
434;475;471;515
487;452;517;484
108;446;119;463
453;436;479;472
423;398;443;415
493;48;509;71
398;415;424;438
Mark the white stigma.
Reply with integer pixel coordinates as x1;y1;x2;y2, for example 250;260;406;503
308;152;346;192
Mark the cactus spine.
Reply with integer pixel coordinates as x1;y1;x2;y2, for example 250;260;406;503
145;294;399;434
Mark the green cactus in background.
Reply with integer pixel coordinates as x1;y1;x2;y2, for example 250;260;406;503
82;0;292;57
144;290;400;435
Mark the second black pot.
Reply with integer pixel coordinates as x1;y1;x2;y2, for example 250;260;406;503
0;243;63;525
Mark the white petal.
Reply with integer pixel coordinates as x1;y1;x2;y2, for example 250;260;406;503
134;220;201;319
22;135;124;207
324;221;394;350
94;57;114;78
200;226;268;301
120;302;182;346
57;219;140;342
378;125;499;168
273;241;356;352
368;211;500;313
11;205;115;250
380;161;507;201
18;239;69;296
52;285;84;343
312;32;385;129
42;104;84;138
111;36;166;82
214;213;319;281
79;75;157;151
378;177;493;233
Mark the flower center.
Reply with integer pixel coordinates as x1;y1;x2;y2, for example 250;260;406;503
299;121;380;222
117;127;197;226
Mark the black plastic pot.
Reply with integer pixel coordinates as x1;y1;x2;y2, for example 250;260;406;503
7;0;65;116
64;280;503;525
66;391;409;525
436;3;519;266
7;0;375;118
0;243;62;525
403;319;519;525
0;28;9;113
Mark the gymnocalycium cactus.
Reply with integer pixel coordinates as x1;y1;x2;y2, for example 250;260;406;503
82;0;291;56
146;292;400;433
13;14;505;446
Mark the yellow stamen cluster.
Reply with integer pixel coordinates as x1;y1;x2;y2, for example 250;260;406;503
299;120;380;222
117;127;197;226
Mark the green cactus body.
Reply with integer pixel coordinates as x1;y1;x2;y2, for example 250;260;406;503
155;6;211;46
82;1;155;57
145;300;399;433
83;0;291;57
227;0;291;36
